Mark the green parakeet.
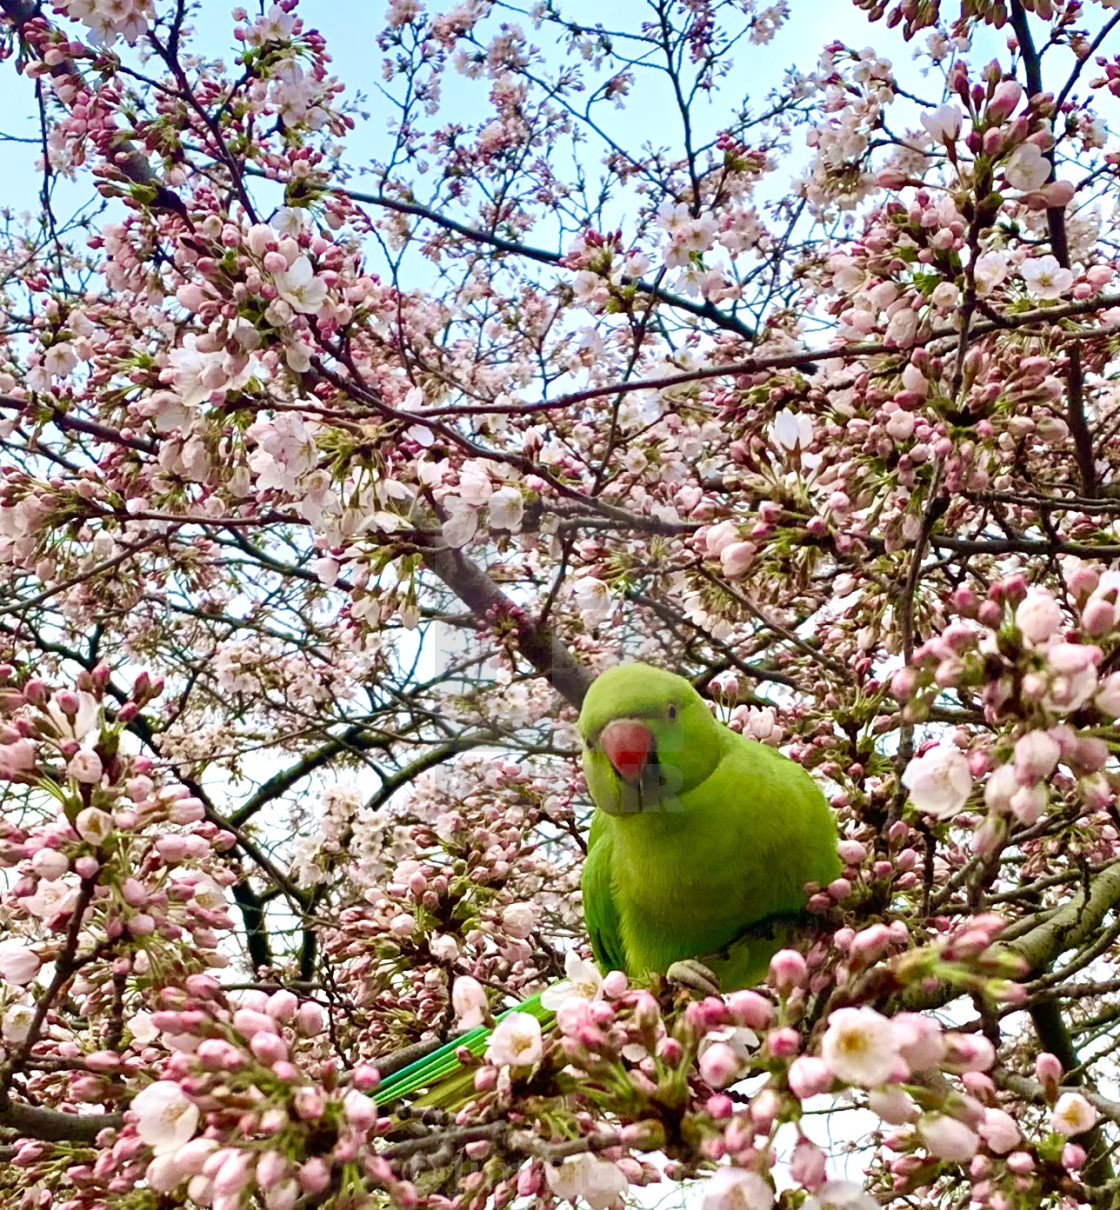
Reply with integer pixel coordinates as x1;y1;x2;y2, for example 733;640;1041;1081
579;662;840;990
375;663;838;1109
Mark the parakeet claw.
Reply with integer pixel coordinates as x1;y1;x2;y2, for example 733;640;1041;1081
665;959;721;997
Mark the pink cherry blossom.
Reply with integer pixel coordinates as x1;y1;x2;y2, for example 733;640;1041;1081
452;976;489;1029
1004;143;1050;192
978;1108;1020;1154
820;1007;900;1087
1052;1092;1098;1136
484;1012;542;1067
0;945;40;986
131;1081;200;1154
918;1114;980;1163
1021;255;1074;300
1015;589;1063;644
901;747;972;818
546;1154;630;1210
699;1167;773;1210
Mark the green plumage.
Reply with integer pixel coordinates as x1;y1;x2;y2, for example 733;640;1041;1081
376;663;839;1107
579;663;840;989
374;993;553;1110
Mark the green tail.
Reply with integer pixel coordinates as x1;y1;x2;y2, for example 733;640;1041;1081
375;992;555;1110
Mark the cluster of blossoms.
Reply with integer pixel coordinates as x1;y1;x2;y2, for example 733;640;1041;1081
896;568;1120;851
103;982;393;1210
434;934;1096;1210
53;0;153;47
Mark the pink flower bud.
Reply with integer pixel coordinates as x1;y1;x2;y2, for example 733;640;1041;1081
788;1056;832;1100
1041;180;1075;207
73;851;99;880
768;949;807;994
296;1002;325;1036
213;1151;253;1198
1081;597;1116;637
351;1063;380;1091
169;798;206;824
343;1088;377;1132
720;541;756;579
196;1039;244;1071
155;836;187;863
232;1009;276;1039
266;990;299;1022
1035;1051;1063;1088
869;1086;918;1125
293;1087;325;1121
656;1036;684;1066
979;1107;1020;1154
473;1065;498;1091
890;667;919;700
1013;730;1060;782
743;1089;778;1138
988;79;1022;121
517;1165;542;1196
1074;737;1109;772
699;1042;742;1090
298;1158;331;1195
727;990;773;1031
942;1032;995;1073
389;913;416;939
256;1151;288;1191
0;738;36;779
893;1013;944;1071
977;600;1004;628
790;1140;827;1189
265;1179;300;1210
837;840;867;865
766;1027;800;1058
919;1114;979;1162
249;1032;289;1066
146;1154;184;1193
849;923;892;965
0;945;41;986
68;751;104;785
602;970;628;998
1062;1143;1087;1170
31;848;69;880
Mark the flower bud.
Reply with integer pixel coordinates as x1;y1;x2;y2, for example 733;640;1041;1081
768;949;807;994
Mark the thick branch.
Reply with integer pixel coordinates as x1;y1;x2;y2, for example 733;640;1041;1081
1003;861;1120;977
414;536;592;707
897;861;1120;1013
0;1102;122;1143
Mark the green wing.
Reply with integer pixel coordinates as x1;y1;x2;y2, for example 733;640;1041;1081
581;813;627;974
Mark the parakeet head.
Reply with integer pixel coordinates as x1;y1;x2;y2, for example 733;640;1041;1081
577;663;723;815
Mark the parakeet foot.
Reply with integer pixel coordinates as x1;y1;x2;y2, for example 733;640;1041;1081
665;959;721;997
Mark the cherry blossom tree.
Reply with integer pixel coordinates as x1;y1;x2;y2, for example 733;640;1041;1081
1;0;1120;1206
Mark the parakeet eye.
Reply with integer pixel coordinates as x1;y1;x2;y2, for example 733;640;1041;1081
667;704;677;720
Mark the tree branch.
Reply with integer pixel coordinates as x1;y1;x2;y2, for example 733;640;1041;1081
0;1102;122;1143
413;535;592;707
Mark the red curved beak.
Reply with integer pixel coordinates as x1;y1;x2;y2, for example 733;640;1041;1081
600;719;653;782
